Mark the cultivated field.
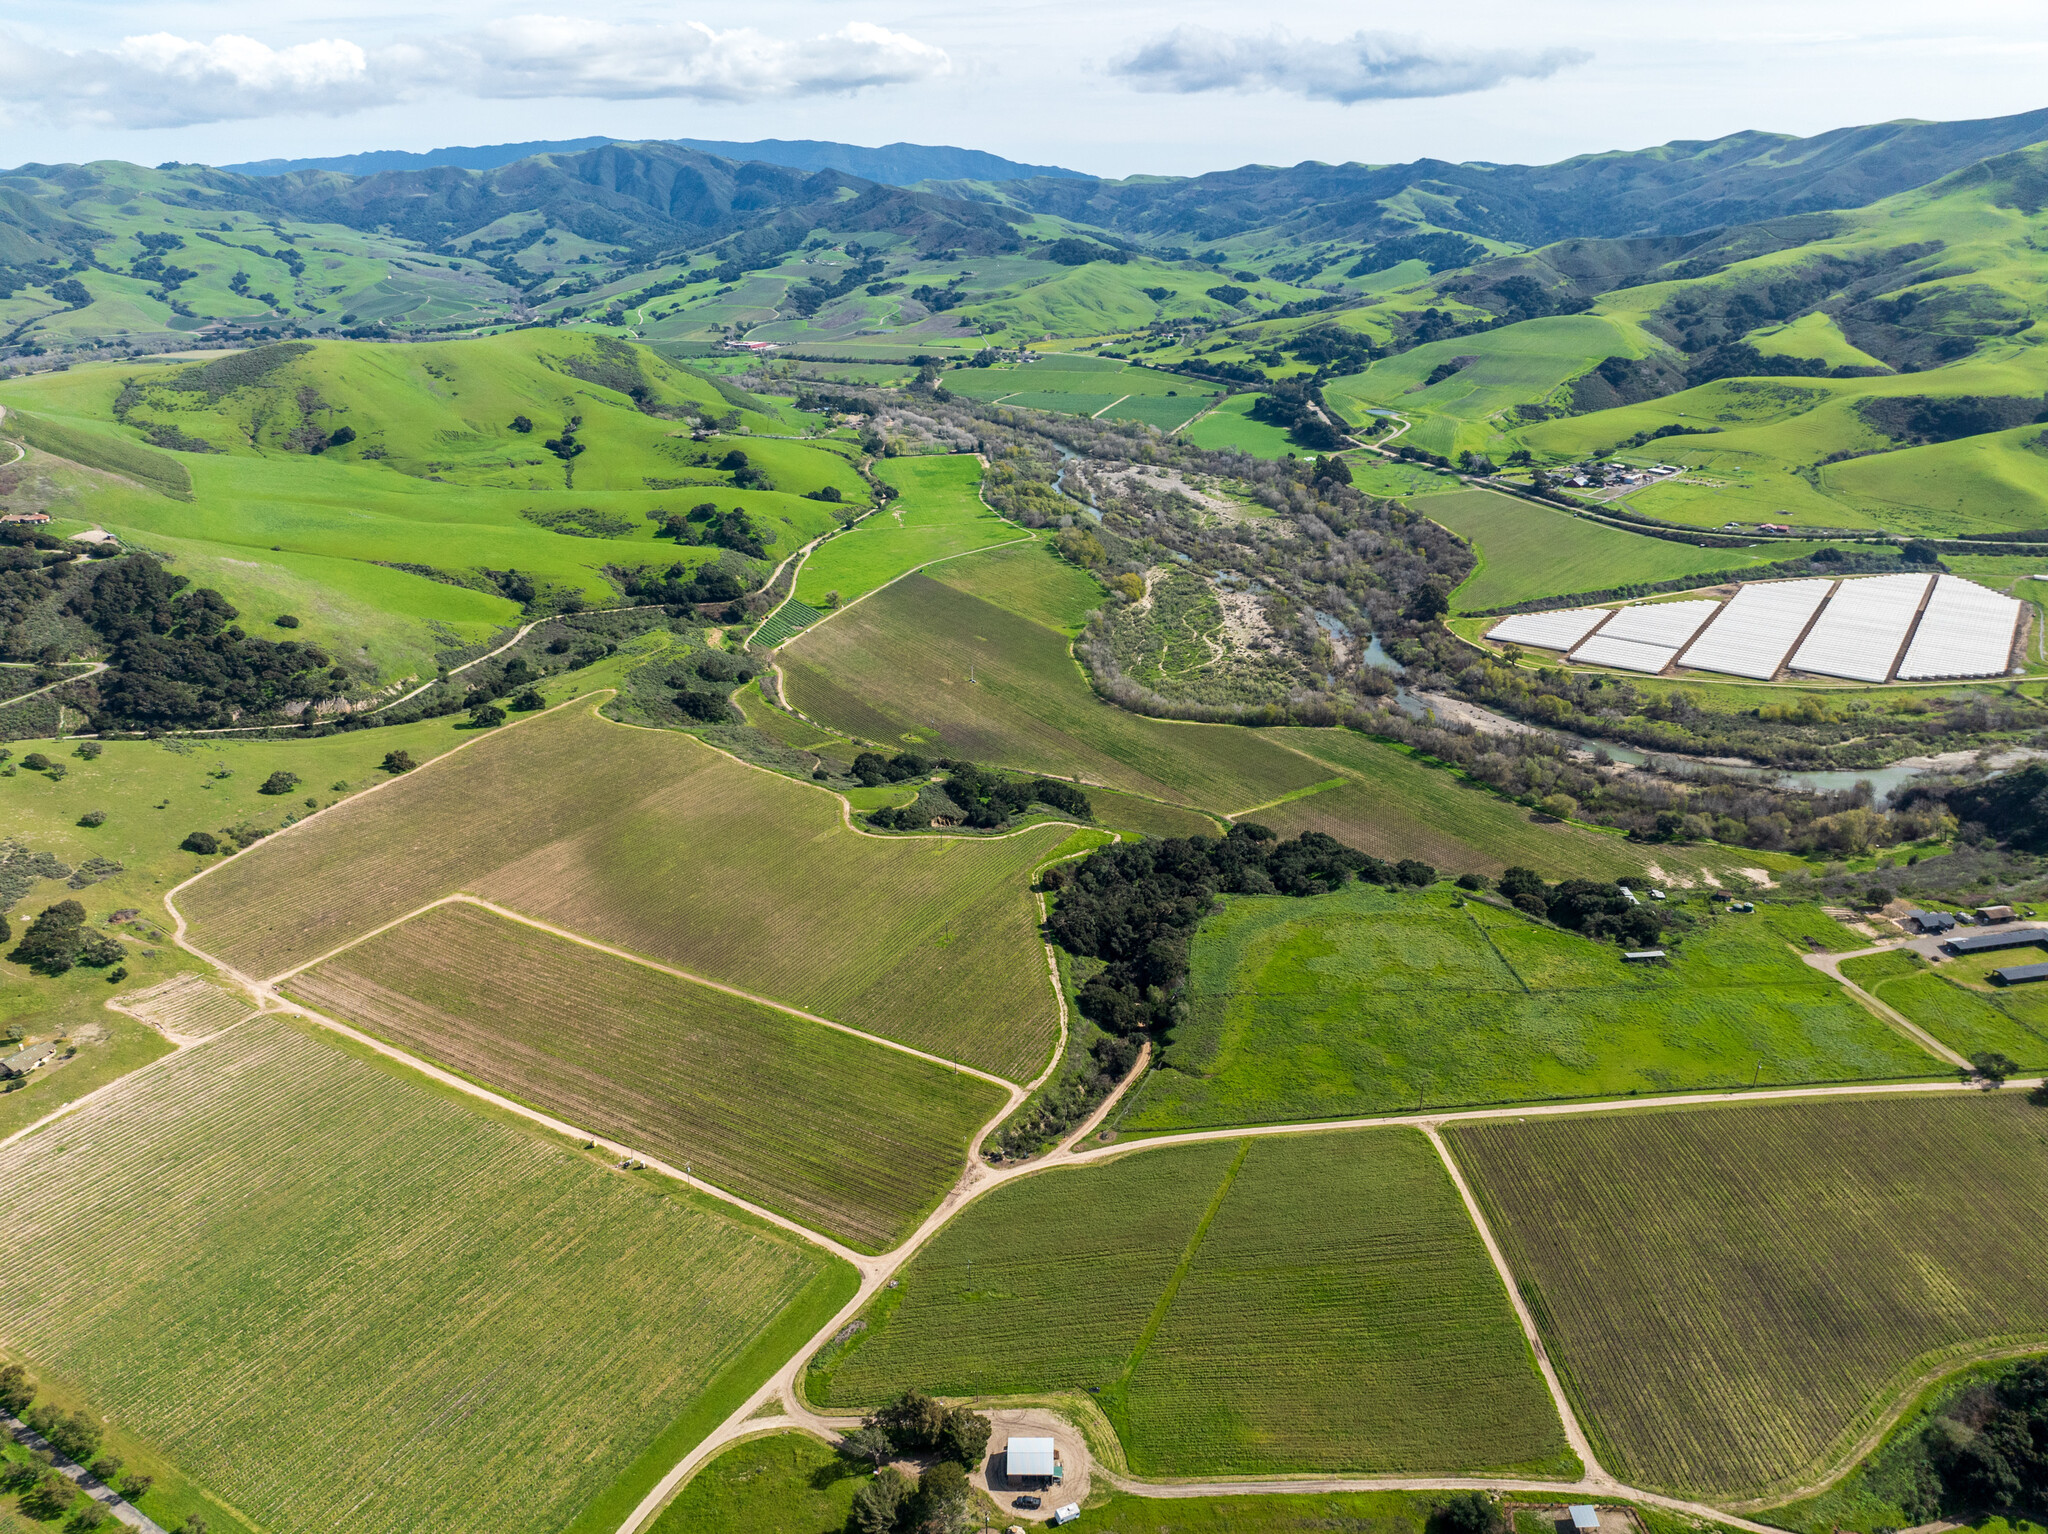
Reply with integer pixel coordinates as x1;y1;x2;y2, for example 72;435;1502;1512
177;703;1064;1081
0;1015;852;1534
1450;1094;2048;1502
927;539;1108;636
779;573;1339;810
1122;887;1937;1134
1419;490;1832;614
791;455;1021;608
286;900;1006;1249
812;1129;1570;1478
1840;951;2048;1066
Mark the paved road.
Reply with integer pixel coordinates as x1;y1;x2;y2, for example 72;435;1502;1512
6;1413;170;1534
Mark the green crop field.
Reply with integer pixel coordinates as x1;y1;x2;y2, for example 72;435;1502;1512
1121;886;1937;1135
926;539;1107;636
0;1014;854;1534
176;701;1065;1081
790;456;1021;609
1450;1093;2048;1502
286;900;1007;1249
811;1128;1571;1478
778;573;1332;811
1183;393;1302;458
1419;490;1835;613
1840;951;2048;1067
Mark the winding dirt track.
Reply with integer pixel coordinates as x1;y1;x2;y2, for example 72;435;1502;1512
99;689;2042;1531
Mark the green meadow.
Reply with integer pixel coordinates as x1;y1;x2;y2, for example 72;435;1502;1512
811;1128;1571;1478
790;455;1021;609
1120;886;1938;1134
1183;392;1302;457
1419;489;1840;612
1841;950;2048;1067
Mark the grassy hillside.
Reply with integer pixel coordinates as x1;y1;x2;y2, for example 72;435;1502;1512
790;454;1019;608
811;1128;1572;1478
0;333;852;683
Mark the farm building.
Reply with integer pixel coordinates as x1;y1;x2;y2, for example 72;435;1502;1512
0;1038;60;1077
1991;962;2048;986
1976;905;2016;923
1623;949;1667;962
1569;1508;1602;1534
0;511;50;525
1941;927;2048;956
1005;1437;1057;1483
1905;910;1957;934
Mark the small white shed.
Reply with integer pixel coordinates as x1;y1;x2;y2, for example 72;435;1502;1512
1006;1436;1057;1480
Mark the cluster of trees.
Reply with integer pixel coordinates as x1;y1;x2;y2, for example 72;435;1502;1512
855;752;1094;831
621;561;747;610
1491;868;1673;947
63;556;343;732
1918;763;2048;852
1858;1360;2048;1523
669;647;760;723
786;258;886;317
651;502;768;558
0;1363;161;1528
1043;826;1432;1037
839;1389;989;1534
1248;376;1344;451
10;899;124;975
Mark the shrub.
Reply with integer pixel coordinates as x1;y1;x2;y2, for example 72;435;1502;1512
77;810;106;828
181;831;220;854
73;742;101;760
20;752;50;771
380;750;415;774
467;703;506;729
106;965;127;984
11;900;88;974
1433;1491;1508;1534
19;1477;74;1521
258;771;300;795
274;613;300;628
509;688;546;711
0;1361;33;1414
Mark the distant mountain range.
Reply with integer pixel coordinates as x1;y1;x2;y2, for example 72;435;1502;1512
221;137;1087;187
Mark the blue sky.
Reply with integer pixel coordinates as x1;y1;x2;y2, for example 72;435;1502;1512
3;1;2046;176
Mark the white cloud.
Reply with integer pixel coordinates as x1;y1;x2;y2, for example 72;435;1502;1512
0;17;951;129
1111;26;1591;104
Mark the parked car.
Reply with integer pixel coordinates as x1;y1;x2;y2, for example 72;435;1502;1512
1014;1496;1041;1510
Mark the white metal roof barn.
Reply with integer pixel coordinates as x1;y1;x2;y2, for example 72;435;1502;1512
1896;575;2024;680
1674;579;1834;679
1484;572;2023;682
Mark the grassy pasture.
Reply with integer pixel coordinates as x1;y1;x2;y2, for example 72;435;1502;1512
0;1014;852;1534
791;455;1021;609
176;702;1064;1081
1183;393;1301;458
1451;1093;2048;1502
1419;489;1834;613
287;900;1006;1249
1122;887;1938;1135
1840;951;2048;1067
811;1129;1570;1478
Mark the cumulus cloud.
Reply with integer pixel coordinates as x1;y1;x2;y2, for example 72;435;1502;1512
1111;26;1590;103
0;17;950;128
